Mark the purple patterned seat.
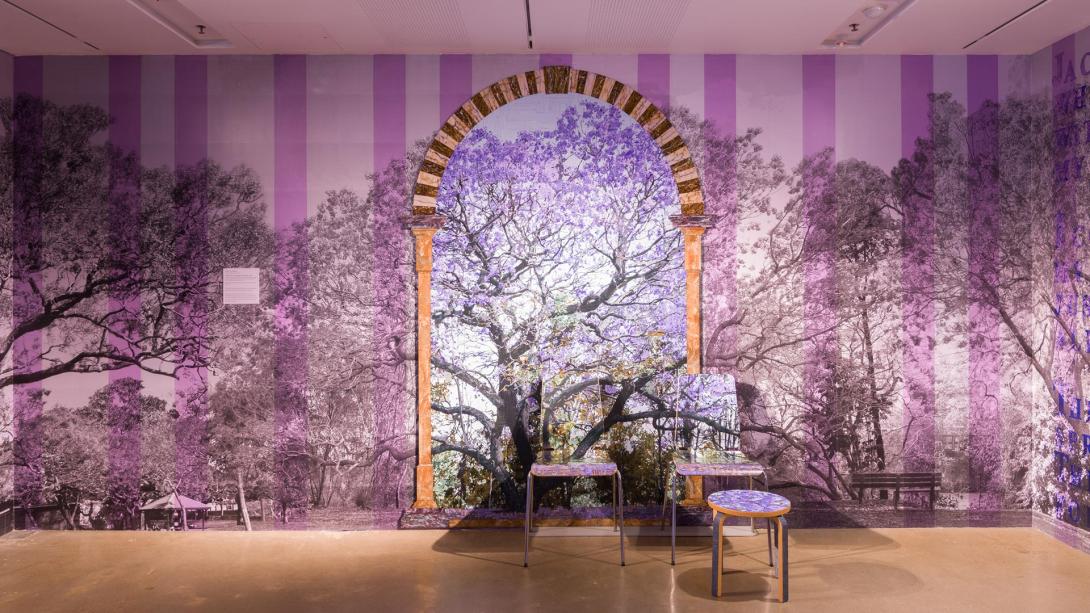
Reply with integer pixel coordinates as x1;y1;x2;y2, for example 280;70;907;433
664;452;770;566
675;460;765;477
707;489;791;517
525;460;625;567
530;461;618;478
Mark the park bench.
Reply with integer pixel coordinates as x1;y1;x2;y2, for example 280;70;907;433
850;472;941;510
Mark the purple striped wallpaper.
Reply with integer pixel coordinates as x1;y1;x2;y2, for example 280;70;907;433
966;55;1002;513
172;56;209;501
0;49;1077;533
273;55;309;525
900;55;935;475
11;56;44;510
107;56;142;526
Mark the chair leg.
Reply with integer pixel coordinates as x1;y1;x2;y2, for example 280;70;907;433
613;474;619;532
778;516;789;603
616;471;625;566
524;474;533;567
670;472;677;565
748;476;757;534
660;480;669;531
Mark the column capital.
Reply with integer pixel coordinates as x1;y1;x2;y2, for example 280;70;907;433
405;213;447;232
669;214;717;230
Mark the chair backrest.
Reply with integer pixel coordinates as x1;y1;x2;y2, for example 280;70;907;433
539;369;611;453
675;373;740;452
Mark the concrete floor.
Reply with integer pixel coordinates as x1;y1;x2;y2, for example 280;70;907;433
0;527;1087;612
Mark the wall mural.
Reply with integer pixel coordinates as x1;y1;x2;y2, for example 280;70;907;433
431;93;688;508
0;48;1085;542
1046;37;1090;545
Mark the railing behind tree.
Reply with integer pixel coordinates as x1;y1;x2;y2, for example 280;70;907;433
0;501;14;537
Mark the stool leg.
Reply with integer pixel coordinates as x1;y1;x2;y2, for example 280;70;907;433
670;472;677;565
719;513;726;577
771;518;779;578
524;473;533;567
711;513;726;597
766;517;773;567
778;516;789;603
616;470;625;566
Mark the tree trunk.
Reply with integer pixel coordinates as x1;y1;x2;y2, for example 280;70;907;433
236;469;252;532
60;491;81;530
860;298;887;472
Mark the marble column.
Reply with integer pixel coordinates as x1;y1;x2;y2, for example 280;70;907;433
670;214;716;504
408;214;445;509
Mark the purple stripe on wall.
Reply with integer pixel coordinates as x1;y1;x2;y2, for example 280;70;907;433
370;55;414;507
107;56;143;526
801;55;837;497
12;56;44;510
440;55;473;125
637;54;670;110
374;56;407;173
175;57;207;167
1049;35;1078;525
703;54;738;369
966;55;1002;511
539;54;572;67
900;55;935;474
803;56;836;158
173;55;209;500
274;55;310;525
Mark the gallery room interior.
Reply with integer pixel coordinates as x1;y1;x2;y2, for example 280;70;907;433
1;0;1090;611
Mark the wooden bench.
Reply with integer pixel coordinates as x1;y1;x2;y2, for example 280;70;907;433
850;472;941;509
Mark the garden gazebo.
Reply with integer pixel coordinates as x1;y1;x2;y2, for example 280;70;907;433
139;492;211;531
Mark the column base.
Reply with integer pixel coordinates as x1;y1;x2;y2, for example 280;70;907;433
680;475;704;506
412;463;438;509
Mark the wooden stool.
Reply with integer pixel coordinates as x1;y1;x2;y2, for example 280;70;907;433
707;489;791;602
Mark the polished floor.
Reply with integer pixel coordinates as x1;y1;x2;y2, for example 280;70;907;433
0;526;1087;612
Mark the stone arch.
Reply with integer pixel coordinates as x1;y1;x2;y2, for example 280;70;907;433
405;66;713;509
410;65;704;216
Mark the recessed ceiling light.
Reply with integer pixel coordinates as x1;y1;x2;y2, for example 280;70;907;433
821;0;915;49
126;0;232;49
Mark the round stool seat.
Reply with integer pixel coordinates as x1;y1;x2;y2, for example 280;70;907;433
707;489;791;518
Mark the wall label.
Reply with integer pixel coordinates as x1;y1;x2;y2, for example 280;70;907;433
223;268;260;305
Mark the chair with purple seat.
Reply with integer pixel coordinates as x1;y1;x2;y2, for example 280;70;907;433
707;489;791;603
658;373;769;565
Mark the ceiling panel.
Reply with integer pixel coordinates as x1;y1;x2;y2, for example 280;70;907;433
533;0;690;53
957;0;1090;54
667;0;861;54
0;0;1087;56
0;1;102;55
853;0;1070;54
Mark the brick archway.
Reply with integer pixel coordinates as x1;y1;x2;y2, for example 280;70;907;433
410;65;704;216
406;66;713;509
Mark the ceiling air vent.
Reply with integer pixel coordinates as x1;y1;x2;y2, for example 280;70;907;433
963;0;1049;50
127;0;232;49
821;0;916;49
